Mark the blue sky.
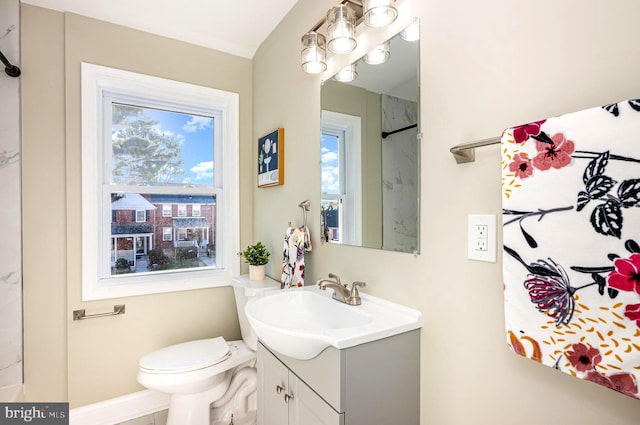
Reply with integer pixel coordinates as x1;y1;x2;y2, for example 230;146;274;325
116;106;215;186
321;133;339;194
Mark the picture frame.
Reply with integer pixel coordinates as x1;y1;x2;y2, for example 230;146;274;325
258;128;284;187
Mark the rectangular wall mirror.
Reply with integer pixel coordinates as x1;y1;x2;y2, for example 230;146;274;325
320;21;420;253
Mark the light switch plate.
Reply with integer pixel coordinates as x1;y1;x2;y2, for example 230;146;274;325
468;214;497;262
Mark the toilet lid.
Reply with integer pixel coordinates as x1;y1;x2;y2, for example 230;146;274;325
139;337;231;373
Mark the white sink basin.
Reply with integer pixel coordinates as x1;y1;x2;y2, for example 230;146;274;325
245;285;422;360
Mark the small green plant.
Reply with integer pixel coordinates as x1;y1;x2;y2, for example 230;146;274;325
237;241;270;266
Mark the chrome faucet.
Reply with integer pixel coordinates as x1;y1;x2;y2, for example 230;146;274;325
317;273;366;306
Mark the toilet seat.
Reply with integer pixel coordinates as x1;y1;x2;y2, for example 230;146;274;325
139;337;231;374
137;340;256;399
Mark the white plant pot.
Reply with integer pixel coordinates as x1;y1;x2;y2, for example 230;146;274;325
249;264;266;281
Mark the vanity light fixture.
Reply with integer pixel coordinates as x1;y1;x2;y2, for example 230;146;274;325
362;0;398;28
363;41;390;65
400;17;420;41
334;63;358;82
326;4;357;54
300;0;402;74
301;31;328;74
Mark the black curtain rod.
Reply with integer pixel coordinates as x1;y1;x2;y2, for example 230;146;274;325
0;49;21;77
381;123;417;139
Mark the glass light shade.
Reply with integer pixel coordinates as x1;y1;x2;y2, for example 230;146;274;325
400;18;420;41
334;64;358;82
301;32;327;74
326;5;357;54
363;0;398;28
364;41;390;65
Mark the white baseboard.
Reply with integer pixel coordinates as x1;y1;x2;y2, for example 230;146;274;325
69;389;170;425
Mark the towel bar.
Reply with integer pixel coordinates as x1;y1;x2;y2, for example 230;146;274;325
450;136;501;164
73;304;125;320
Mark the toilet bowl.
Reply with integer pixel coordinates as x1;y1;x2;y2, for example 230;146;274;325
137;275;279;425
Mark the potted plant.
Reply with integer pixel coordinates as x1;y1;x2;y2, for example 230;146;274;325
238;241;271;280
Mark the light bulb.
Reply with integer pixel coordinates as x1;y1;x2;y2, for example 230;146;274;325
364;41;390;65
301;32;327;74
327;5;357;54
363;0;398;28
400;18;420;41
335;64;357;82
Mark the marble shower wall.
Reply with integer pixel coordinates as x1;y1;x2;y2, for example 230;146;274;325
381;94;419;253
0;0;23;390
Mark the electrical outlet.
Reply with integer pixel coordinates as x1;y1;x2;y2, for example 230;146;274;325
474;224;488;251
468;215;496;262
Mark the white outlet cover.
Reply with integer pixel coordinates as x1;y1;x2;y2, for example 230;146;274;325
467;214;497;262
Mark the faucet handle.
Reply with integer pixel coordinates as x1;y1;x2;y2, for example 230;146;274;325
328;273;343;286
351;281;366;293
348;281;366;305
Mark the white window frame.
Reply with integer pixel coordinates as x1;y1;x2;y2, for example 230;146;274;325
177;204;187;217
321;110;362;246
135;210;146;223
162;204;172;217
192;204;201;217
162;227;172;242
81;63;239;301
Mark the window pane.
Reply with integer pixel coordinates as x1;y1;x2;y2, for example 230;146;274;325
111;103;215;187
321;198;342;242
321;133;340;195
110;193;217;275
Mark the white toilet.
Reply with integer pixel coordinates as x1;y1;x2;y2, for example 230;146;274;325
137;275;280;425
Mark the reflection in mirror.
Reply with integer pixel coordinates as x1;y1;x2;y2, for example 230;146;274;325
320;21;420;253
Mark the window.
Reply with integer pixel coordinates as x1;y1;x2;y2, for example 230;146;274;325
321;131;344;242
135;210;146;223
321;110;362;245
192;204;201;217
81;63;240;300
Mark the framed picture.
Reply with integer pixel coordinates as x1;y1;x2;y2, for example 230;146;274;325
258;128;284;187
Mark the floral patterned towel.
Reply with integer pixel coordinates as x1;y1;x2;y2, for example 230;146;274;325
280;226;311;289
502;98;640;400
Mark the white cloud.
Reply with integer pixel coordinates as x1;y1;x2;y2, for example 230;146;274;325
322;151;338;164
321;165;339;193
183;116;214;133
190;161;214;181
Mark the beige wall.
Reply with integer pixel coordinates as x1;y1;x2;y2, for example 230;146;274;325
18;0;640;420
21;5;253;407
253;0;640;423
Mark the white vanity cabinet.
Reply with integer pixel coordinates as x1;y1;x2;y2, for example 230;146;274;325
257;329;420;425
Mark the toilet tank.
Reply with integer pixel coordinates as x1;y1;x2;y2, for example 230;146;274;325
231;275;280;350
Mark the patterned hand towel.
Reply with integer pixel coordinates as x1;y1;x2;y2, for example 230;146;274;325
280;226;311;289
502;98;640;400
